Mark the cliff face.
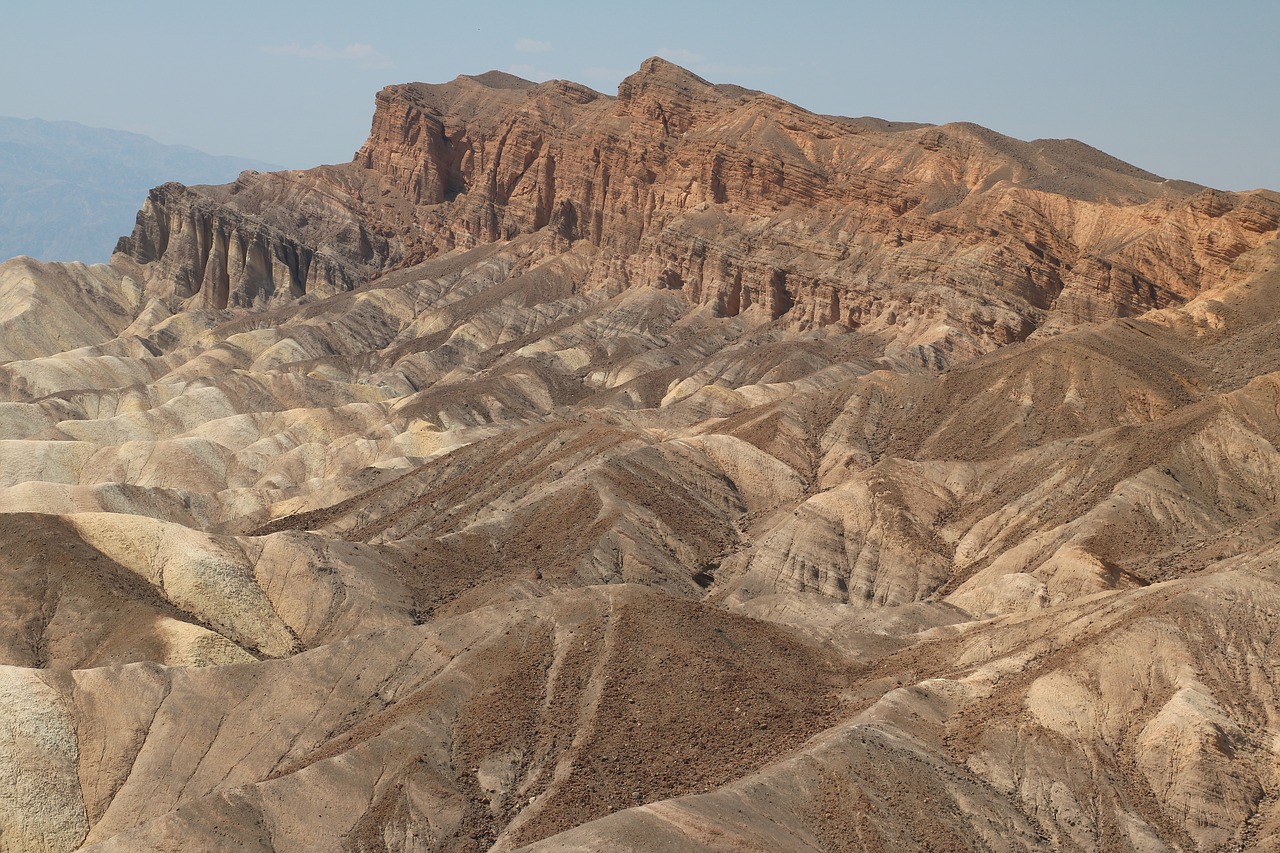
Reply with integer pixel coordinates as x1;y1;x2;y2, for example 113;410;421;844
115;182;361;308
345;57;1280;347
117;57;1280;362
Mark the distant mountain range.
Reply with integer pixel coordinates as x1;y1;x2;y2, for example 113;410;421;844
0;117;278;264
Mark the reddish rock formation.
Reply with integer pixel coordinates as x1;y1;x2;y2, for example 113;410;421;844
116;57;1280;363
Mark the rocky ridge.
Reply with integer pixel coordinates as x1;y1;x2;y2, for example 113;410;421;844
0;58;1279;851
116;57;1280;363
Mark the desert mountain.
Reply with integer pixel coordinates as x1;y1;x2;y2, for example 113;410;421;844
0;117;275;264
1;58;1280;851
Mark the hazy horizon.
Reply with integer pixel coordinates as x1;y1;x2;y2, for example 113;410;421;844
0;116;277;263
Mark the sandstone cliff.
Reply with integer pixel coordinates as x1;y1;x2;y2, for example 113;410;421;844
116;58;1280;364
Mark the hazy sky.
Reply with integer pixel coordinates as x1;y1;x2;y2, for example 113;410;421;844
3;0;1277;190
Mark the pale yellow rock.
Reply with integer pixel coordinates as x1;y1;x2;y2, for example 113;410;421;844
67;513;298;657
0;666;88;853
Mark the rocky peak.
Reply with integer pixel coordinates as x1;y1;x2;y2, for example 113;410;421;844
616;56;728;136
458;69;537;91
112;59;1280;361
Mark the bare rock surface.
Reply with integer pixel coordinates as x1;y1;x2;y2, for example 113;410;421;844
1;59;1280;851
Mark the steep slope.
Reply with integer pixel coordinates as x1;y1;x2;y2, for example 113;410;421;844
1;59;1280;852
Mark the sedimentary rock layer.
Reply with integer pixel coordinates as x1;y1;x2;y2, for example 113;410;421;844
115;58;1280;365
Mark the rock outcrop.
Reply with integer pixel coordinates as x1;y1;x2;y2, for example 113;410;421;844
115;178;377;308
115;57;1280;364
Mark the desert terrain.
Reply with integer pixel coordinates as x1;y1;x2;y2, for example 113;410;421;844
2;58;1279;851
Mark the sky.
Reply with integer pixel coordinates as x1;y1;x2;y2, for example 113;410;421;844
3;0;1278;191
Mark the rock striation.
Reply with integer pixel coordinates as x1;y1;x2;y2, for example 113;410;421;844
116;57;1280;363
116;177;378;308
2;58;1280;852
